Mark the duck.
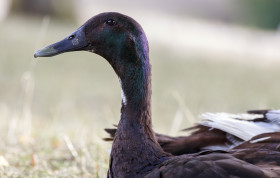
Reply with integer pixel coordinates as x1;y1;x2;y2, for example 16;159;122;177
34;12;280;178
104;110;280;155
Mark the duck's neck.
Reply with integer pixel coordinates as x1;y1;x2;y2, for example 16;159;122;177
109;57;169;177
119;60;152;129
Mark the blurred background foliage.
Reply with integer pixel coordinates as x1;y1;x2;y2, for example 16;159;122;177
0;0;280;136
4;0;280;29
0;0;279;136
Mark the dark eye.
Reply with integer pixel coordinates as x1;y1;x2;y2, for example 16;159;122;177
106;19;116;26
68;35;75;40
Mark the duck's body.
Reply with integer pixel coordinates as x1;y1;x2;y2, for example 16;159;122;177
35;12;280;178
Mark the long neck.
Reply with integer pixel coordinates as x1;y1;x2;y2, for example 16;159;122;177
109;54;169;177
119;59;152;130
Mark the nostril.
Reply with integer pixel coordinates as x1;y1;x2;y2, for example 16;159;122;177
68;35;75;40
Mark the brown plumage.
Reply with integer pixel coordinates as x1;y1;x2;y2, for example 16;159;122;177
34;12;280;177
236;132;280;151
105;110;280;155
104;125;231;155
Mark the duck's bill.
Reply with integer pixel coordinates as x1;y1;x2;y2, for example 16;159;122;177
34;26;88;58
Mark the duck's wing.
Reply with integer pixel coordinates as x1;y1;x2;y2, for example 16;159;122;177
104;110;280;154
160;110;280;152
235;132;280;150
235;110;280;150
157;126;231;155
145;150;280;178
199;110;280;141
104;125;231;155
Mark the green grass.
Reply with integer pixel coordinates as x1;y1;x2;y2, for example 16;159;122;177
0;15;280;177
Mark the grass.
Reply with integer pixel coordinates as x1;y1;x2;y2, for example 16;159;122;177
0;15;280;177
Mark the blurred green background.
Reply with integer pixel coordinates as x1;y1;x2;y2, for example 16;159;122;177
0;0;280;177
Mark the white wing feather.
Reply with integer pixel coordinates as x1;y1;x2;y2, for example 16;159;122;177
199;112;280;141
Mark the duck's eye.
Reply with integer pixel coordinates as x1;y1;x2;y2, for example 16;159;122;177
68;35;75;40
106;19;116;26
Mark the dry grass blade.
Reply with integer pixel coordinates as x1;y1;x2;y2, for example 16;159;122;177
63;134;79;159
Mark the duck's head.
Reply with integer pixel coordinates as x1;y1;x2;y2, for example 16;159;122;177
34;12;149;77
